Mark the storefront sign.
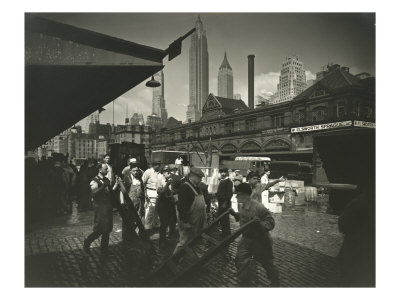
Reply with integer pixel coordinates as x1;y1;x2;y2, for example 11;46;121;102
291;121;352;133
354;120;375;128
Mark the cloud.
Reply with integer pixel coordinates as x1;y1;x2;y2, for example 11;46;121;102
305;70;316;81
235;72;280;102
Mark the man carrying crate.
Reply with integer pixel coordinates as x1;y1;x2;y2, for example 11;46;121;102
233;183;280;287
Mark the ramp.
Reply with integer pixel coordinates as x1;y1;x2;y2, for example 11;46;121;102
146;210;256;287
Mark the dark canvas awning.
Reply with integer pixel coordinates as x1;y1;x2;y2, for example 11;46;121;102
25;14;184;151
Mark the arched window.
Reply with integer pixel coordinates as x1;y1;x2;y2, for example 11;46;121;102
264;140;290;152
240;141;261;153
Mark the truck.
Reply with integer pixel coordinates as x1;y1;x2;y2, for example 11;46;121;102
109;142;148;176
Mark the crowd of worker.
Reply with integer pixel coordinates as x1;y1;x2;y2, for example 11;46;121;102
78;153;284;286
25;152;375;287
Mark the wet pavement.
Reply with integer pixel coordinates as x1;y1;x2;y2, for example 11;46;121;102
25;198;344;287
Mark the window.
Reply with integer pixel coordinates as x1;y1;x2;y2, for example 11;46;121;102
366;106;374;119
312;107;327;122
272;114;285;128
353;102;361;117
297;109;305;123
180;130;186;140
337;103;346;118
245;118;256;131
225;122;234;134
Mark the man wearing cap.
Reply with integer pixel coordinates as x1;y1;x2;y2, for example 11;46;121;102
122;158;137;177
233;183;280;287
246;171;285;203
84;163;122;257
142;161;163;230
173;167;207;255
157;165;177;248
216;167;233;237
119;163;145;241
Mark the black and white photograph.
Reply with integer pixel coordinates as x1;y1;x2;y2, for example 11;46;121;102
17;3;385;291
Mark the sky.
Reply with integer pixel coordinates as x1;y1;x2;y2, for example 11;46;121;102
40;13;375;125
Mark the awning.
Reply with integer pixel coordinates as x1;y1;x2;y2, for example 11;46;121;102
25;14;190;151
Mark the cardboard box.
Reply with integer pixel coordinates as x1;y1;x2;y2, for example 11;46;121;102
269;192;285;204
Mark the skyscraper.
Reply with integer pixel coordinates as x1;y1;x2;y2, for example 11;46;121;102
218;51;233;98
83;112;99;133
187;15;209;122
272;55;307;104
152;71;168;125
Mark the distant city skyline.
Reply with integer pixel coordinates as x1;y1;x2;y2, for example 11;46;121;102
39;13;375;126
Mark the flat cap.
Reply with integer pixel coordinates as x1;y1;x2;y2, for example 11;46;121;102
190;167;205;178
235;183;252;195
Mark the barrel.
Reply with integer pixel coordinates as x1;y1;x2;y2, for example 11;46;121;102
305;186;318;202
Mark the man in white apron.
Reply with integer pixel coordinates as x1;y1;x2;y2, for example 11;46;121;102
173;167;207;255
260;170;270;206
142;161;162;230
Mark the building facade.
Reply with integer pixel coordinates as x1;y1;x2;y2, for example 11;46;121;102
88;121;112;140
187;15;209;122
272;55;307;104
37;138;54;158
218;51;233;98
151;67;375;183
114;124;153;160
147;114;163;130
59;132;97;159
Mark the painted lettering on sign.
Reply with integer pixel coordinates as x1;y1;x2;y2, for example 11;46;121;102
354;120;376;128
291;121;352;133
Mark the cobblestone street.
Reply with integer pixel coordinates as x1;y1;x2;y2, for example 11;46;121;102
25;202;344;287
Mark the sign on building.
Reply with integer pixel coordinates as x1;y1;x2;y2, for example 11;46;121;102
291;121;353;133
354;120;376;128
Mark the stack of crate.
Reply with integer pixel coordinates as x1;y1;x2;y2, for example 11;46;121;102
268;180;306;209
267;181;286;213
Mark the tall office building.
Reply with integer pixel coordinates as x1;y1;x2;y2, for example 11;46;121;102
272;55;307;104
187;15;209;122
218;51;233;98
83;112;99;133
152;71;168;125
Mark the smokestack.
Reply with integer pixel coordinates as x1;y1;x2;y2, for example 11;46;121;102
248;54;255;109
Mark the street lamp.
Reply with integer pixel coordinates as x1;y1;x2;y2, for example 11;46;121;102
145;75;161;88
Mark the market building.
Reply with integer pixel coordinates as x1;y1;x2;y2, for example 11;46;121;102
150;65;375;184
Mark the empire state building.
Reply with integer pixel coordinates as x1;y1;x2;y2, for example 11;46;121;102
187;15;209;122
